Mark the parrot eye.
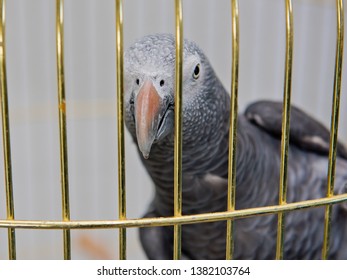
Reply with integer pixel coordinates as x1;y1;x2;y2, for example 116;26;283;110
136;78;140;85
193;64;200;79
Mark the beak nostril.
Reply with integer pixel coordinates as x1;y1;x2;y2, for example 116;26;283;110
160;80;165;87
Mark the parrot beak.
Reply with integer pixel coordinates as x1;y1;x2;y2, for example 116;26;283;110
135;80;164;159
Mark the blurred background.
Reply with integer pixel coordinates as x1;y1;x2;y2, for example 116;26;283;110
0;0;346;259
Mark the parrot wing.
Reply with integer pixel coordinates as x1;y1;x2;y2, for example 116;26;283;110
245;100;347;159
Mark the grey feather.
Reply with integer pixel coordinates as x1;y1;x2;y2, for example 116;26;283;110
124;34;347;259
245;100;347;159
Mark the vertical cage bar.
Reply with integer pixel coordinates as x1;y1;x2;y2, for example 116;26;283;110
322;0;344;260
115;0;126;260
0;0;16;260
56;0;71;260
173;0;183;260
226;0;239;261
276;0;293;260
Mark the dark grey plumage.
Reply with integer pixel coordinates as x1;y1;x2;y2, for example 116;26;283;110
124;34;347;259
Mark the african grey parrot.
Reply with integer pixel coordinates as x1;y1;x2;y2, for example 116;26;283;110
124;33;347;259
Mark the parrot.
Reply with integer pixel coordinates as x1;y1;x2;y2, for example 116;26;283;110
124;33;347;259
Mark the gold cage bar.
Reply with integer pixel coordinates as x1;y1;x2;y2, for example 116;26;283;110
0;0;16;260
56;0;71;260
0;0;346;261
322;0;344;260
276;0;294;260
173;0;183;260
115;0;127;260
226;0;239;260
1;193;347;230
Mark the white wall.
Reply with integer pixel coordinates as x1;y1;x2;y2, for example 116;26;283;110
0;0;346;259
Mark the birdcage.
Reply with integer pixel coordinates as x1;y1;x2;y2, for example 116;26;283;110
0;0;347;260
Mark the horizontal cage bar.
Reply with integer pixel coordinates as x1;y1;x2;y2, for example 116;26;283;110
0;194;346;230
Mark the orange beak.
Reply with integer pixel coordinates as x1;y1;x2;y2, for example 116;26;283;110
135;80;163;159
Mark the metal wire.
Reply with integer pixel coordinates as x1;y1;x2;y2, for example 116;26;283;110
174;0;183;260
0;0;346;261
226;0;239;261
115;0;127;260
322;0;344;260
1;193;346;230
0;0;16;260
276;0;294;260
56;0;71;260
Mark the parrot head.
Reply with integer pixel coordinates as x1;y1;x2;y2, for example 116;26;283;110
124;34;221;159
